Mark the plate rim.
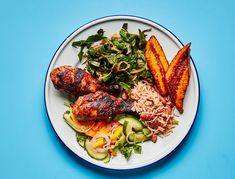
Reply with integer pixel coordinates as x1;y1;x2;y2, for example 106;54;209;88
44;15;200;170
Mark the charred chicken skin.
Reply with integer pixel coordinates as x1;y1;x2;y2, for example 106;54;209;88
71;91;133;121
50;66;120;98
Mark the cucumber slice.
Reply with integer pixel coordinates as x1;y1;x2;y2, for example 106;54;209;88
84;138;108;160
102;153;111;163
63;111;70;121
114;134;126;149
128;133;146;143
142;128;151;137
76;133;87;148
119;115;144;136
117;134;126;145
63;111;82;133
78;139;85;148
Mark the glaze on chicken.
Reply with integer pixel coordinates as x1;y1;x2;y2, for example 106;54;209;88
71;91;133;121
50;66;120;98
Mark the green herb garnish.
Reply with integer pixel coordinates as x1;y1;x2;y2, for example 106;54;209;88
133;144;142;154
76;132;87;148
120;145;132;160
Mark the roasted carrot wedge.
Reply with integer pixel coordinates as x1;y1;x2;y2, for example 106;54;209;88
145;35;169;96
166;43;191;113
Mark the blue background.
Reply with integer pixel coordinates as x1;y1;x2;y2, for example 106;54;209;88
1;0;235;178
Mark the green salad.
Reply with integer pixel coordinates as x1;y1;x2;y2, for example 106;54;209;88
72;23;152;90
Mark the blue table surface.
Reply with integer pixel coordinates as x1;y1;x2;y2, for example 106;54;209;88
1;0;235;178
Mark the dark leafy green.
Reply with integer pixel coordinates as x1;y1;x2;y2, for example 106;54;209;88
72;29;106;61
119;82;131;93
72;23;152;86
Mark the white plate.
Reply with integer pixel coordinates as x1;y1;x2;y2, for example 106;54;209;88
44;15;200;170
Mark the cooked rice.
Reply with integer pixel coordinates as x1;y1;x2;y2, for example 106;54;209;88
131;80;177;137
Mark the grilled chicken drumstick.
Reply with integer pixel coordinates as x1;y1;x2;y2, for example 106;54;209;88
50;66;120;98
71;91;133;121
